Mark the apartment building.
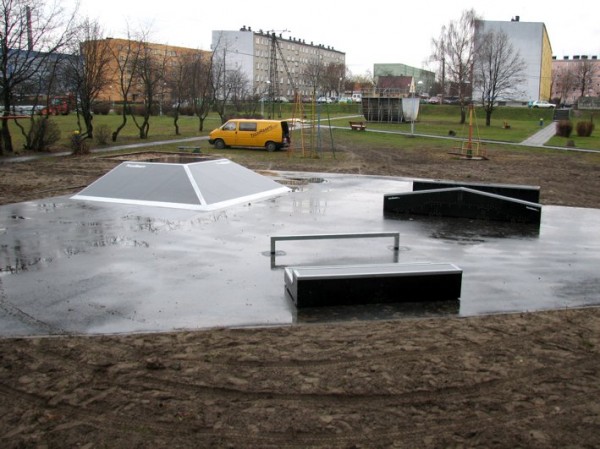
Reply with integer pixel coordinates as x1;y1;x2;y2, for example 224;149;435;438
552;55;600;107
211;26;346;99
89;38;209;103
474;18;553;103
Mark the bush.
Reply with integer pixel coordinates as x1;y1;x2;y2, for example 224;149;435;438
92;102;111;115
70;131;89;155
27;117;61;151
131;104;146;116
180;106;195;116
555;120;573;138
94;124;111;145
576;121;595;137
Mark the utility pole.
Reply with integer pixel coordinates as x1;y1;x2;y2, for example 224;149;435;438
267;30;290;118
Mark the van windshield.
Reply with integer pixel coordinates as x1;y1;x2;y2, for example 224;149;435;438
223;122;236;131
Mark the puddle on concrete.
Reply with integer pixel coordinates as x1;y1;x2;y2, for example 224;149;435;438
103;151;211;164
386;214;541;243
0;172;599;337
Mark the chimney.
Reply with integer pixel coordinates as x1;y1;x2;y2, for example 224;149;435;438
26;6;33;51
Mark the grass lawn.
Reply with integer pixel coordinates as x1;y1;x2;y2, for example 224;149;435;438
3;104;598;156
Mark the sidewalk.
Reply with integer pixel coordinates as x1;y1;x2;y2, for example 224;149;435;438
520;122;556;146
0;136;208;164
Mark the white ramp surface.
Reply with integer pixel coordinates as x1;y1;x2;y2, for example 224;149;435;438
72;158;290;210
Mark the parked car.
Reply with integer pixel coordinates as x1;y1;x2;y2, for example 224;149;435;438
443;96;460;105
427;97;441;104
316;97;333;104
337;96;353;104
259;96;289;103
532;100;555;108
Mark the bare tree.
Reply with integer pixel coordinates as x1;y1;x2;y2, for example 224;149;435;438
574;59;598;99
552;65;577;106
0;0;77;154
322;62;345;97
347;71;374;94
227;69;251;114
302;59;325;100
211;43;246;123
432;9;480;123
66;19;112;139
473;27;526;126
187;51;213;131
13;47;71;151
132;35;168;139
167;54;188;136
110;33;142;142
429;33;446;99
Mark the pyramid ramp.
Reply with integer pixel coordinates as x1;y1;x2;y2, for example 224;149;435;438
72;158;290;211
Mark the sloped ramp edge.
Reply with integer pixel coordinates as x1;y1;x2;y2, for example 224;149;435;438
71;158;290;211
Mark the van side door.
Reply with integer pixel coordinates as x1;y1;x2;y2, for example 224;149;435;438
236;121;258;147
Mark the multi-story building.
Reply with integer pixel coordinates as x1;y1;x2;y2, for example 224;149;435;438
211;26;345;100
474;18;553;104
552;55;600;107
372;64;435;97
90;38;209;104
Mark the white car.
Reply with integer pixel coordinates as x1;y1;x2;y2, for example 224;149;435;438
316;97;333;104
532;100;555;108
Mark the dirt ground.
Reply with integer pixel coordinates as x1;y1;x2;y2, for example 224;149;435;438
0;142;599;448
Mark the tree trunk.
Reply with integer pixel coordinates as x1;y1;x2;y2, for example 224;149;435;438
112;109;128;142
83;113;94;140
1;90;14;154
173;112;180;136
459;105;467;124
1;120;13;154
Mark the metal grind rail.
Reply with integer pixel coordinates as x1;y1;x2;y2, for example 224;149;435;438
270;232;400;255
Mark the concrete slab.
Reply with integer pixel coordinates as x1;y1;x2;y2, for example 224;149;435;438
1;171;599;337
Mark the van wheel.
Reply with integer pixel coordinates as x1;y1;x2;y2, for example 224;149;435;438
214;139;226;149
266;141;277;152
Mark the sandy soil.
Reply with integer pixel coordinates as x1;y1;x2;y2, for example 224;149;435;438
0;142;599;448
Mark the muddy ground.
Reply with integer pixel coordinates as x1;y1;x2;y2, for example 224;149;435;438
0;142;599;448
1;141;599;209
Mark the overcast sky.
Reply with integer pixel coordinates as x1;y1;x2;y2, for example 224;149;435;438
74;0;600;75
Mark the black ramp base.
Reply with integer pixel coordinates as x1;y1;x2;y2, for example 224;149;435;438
285;263;462;308
413;179;541;203
384;187;542;225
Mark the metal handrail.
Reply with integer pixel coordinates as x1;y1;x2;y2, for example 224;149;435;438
270;232;400;255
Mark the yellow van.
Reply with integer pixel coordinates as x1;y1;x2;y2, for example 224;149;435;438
208;119;291;152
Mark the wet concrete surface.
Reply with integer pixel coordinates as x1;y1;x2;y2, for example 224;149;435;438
1;171;599;337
